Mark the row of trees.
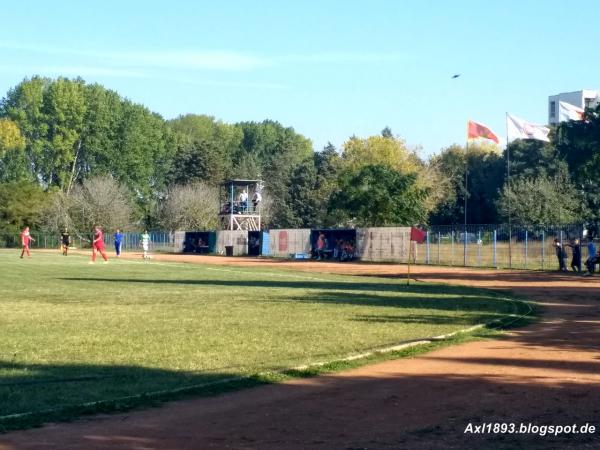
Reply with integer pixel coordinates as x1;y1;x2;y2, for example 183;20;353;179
0;76;599;235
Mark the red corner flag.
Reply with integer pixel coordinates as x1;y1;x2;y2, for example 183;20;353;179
410;227;426;243
467;120;500;144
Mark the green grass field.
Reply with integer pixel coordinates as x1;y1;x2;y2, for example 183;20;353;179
0;250;529;429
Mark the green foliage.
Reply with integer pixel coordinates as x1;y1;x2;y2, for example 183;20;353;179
1;77;173;205
342;135;420;174
286;159;318;228
168;115;242;185
330;164;428;226
235;120;313;228
0;118;25;157
428;144;504;225
313;143;343;226
556;105;600;222
497;173;585;225
505;137;565;179
0;181;50;233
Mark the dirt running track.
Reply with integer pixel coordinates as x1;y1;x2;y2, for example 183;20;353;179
2;256;600;449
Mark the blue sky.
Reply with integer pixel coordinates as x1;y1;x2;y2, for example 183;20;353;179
1;1;598;156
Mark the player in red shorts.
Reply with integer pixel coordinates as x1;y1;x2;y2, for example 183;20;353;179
91;225;109;263
19;226;35;258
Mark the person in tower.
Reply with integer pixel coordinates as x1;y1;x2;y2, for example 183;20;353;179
239;189;249;213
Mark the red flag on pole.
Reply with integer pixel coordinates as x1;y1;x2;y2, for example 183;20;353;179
467;120;500;144
410;227;426;243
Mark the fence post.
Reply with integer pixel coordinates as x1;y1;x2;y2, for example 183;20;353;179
493;229;497;268
451;231;455;266
542;231;545;270
437;232;441;265
477;229;482;266
559;230;563;248
525;230;528;269
426;231;430;264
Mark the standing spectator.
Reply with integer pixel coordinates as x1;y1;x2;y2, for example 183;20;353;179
252;191;262;212
584;249;600;276
19;226;35;259
141;230;151;259
239;190;248;213
60;228;70;256
91;225;108;263
584;238;597;275
315;232;326;260
566;238;582;272
553;238;567;272
114;228;124;257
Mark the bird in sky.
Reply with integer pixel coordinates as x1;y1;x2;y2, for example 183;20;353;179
451;74;461;79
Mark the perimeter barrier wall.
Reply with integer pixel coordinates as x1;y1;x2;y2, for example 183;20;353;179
1;223;594;270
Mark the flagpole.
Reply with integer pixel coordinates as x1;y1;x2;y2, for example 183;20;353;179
464;123;469;267
506;112;512;269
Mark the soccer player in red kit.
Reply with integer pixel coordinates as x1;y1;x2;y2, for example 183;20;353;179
20;226;35;258
91;225;109;263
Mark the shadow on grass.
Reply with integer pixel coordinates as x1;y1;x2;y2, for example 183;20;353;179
59;277;523;314
59;276;496;296
0;360;263;432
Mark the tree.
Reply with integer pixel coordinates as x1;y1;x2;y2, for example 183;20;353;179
341;135;420;174
0;119;25;157
1;77;174;206
497;173;585;225
235;120;313;228
168;115;242;185
286;159;318;228
505;137;564;180
381;126;393;138
428;143;504;225
0;181;49;234
0;119;29;183
313;143;343;226
68;175;139;234
329;164;428;227
556;105;600;223
158;183;219;231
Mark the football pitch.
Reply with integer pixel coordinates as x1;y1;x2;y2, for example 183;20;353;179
0;250;528;429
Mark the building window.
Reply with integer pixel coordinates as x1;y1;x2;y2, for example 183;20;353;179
584;98;592;108
550;101;556;118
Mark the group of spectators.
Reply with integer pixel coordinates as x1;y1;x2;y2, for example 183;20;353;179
220;190;262;215
554;237;599;275
313;232;356;262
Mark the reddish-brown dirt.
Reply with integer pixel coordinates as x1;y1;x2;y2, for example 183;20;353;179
1;255;599;449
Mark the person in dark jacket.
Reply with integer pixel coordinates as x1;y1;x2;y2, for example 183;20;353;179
566;238;582;272
553;238;567;272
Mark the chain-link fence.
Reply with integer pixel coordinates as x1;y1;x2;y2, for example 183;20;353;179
419;224;590;270
0;231;177;253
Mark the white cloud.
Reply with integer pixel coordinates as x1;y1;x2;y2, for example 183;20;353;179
0;64;147;78
0;42;403;71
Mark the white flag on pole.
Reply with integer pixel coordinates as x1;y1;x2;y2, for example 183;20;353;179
558;101;584;122
507;114;550;143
